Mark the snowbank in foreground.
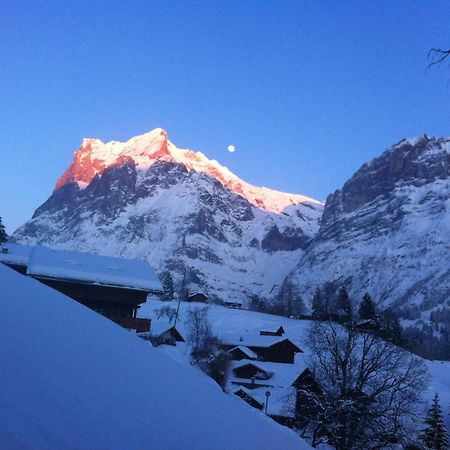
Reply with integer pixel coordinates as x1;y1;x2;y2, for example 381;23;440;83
0;264;308;449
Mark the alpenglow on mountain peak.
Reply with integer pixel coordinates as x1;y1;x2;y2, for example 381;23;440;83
55;127;323;213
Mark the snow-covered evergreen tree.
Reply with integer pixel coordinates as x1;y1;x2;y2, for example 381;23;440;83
162;272;174;300
379;308;403;345
311;287;326;320
0;216;7;243
358;292;376;321
335;286;352;322
421;393;449;449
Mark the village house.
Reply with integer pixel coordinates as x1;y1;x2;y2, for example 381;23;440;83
228;357;321;430
0;243;163;332
224;299;243;309
187;292;208;303
259;326;285;336
145;322;185;346
227;346;258;361
221;323;323;432
221;334;302;364
233;363;273;381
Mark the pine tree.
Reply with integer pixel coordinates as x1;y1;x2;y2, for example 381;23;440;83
311;287;325;320
358;292;376;321
379;308;403;345
162;272;174;300
336;286;352;322
421;393;449;449
0;216;7;243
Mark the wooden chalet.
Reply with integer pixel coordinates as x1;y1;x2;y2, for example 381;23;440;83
187;292;208;303
252;339;301;364
147;322;185;346
232;363;273;380
227;346;258;361
221;335;302;364
259;326;285;337
224;299;243;309
0;244;163;332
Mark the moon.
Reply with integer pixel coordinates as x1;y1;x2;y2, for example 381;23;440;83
227;144;236;153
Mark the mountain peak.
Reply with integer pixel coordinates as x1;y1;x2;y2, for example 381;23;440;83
55;128;322;213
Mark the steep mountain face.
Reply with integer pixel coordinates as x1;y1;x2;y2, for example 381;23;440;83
287;135;450;321
14;128;323;302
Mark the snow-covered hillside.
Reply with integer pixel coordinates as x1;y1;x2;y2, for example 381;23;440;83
140;300;450;430
14;128;323;302
285;135;450;325
0;263;309;449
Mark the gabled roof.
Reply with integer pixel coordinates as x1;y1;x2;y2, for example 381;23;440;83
229;359;309;388
264;338;302;353
228;346;258;360
220;330;302;352
150;322;185;342
232;362;273;377
259;326;285;336
225;299;243;305
26;245;162;292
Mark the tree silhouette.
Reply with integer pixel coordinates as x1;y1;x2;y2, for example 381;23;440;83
0;216;7;243
428;48;450;68
421;393;449;449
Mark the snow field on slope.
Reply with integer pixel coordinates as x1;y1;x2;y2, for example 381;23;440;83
141;300;450;429
0;264;309;450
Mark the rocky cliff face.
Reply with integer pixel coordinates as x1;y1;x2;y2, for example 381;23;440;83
14;128;323;303
286;135;450;321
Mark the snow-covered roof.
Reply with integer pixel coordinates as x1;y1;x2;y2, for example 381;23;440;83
221;330;300;350
260;325;284;334
228;346;258;360
0;243;33;267
233;361;271;375
225;299;243;305
0;263;308;449
27;245;162;292
150;321;183;338
228;358;308;418
229;359;308;388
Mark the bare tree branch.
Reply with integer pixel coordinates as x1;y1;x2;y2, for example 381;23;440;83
428;48;450;68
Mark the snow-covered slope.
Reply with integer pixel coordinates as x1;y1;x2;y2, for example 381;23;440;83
141;300;450;430
14;128;323;302
0;263;308;449
286;135;450;322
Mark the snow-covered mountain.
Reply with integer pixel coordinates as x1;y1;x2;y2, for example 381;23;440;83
286;135;450;321
14;128;323;302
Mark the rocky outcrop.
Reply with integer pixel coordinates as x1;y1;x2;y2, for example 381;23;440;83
286;135;450;321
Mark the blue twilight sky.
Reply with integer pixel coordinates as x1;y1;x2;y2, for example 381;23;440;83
1;1;450;233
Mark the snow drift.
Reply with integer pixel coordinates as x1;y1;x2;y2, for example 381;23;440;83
0;264;308;449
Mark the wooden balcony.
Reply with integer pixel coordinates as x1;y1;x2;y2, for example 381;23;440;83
109;317;151;332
